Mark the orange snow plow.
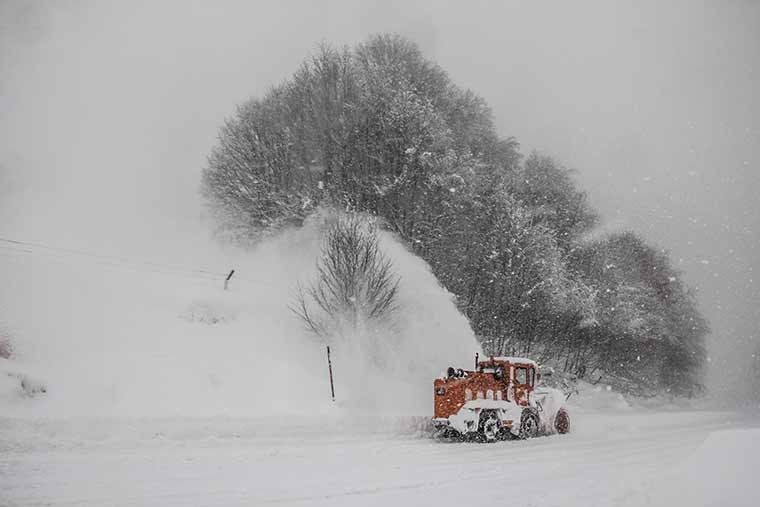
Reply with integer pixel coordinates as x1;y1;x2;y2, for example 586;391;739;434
433;356;570;441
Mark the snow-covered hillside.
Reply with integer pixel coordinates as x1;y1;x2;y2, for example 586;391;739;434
0;216;478;418
3;218;759;507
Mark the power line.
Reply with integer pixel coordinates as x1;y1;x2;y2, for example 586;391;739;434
0;236;223;277
0;236;280;288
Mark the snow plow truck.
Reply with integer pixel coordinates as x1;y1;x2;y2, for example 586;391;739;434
433;356;570;441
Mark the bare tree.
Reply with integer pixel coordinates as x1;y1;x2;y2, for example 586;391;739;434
292;214;399;341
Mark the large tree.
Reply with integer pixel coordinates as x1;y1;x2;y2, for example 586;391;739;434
569;232;708;394
202;34;707;396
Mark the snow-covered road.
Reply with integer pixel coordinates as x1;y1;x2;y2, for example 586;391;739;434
2;409;758;507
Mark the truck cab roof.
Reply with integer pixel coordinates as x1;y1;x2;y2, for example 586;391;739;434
477;356;538;368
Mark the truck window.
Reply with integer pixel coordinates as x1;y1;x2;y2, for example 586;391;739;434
515;367;528;385
529;367;535;386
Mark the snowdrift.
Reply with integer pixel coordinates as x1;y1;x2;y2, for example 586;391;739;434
0;217;479;418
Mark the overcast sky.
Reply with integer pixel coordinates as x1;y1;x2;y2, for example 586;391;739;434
2;0;758;397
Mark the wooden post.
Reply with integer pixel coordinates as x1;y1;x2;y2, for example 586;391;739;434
224;269;235;290
326;345;335;402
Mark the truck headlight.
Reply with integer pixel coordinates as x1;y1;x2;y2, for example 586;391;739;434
435;387;446;396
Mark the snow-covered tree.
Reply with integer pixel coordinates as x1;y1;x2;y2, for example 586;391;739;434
202;35;517;242
509;152;598;248
569;232;708;394
202;96;318;242
202;33;707;396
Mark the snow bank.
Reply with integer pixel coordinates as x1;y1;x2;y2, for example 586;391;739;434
0;217;477;418
569;381;633;411
0;414;435;453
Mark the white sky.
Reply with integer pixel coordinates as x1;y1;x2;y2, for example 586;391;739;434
1;0;758;397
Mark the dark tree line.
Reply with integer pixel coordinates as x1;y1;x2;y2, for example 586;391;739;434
202;34;707;396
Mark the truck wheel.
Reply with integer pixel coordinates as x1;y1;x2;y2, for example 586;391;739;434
555;409;570;434
518;409;539;440
479;410;500;442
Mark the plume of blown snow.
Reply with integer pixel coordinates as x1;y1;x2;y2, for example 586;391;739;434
0;213;477;418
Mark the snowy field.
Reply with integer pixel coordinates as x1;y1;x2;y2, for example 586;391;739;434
1;203;756;507
1;409;758;507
